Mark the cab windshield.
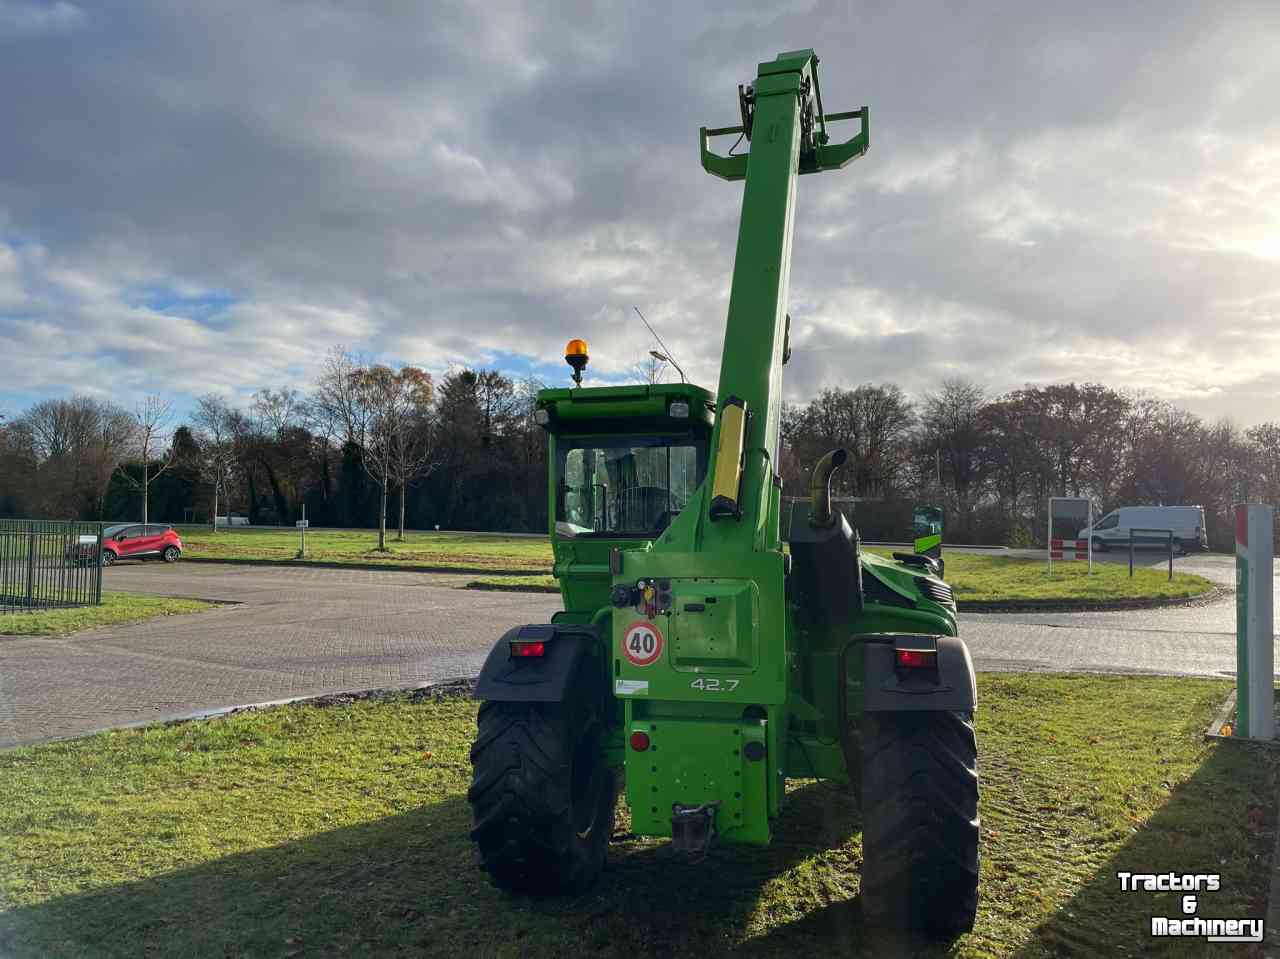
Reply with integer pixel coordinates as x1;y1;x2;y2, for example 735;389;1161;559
556;435;706;537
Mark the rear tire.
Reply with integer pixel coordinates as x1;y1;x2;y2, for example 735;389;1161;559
468;699;615;894
860;710;979;939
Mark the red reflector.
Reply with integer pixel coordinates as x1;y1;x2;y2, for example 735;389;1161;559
629;731;650;751
896;649;938;669
509;641;546;658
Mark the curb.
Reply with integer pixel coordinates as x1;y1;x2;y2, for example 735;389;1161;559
958;584;1229;614
1203;688;1280;749
465;581;559;594
862;541;1009;551
182;556;544;577
463;582;1229;610
1205;689;1238;741
164;677;479;721
2;678;480;749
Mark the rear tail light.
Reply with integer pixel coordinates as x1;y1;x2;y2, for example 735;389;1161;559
509;640;546;658
896;649;938;670
630;731;651;751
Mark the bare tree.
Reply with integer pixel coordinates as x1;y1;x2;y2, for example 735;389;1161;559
15;396;134;518
785;384;916;498
920;378;987;527
312;347;370;450
631;353;668;385
117;395;174;524
385;368;437;540
251;387;302;438
353;365;430;550
190;395;240;532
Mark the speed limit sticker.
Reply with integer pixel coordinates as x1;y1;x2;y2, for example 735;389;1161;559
621;621;664;667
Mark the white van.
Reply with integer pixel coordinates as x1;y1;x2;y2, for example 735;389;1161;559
1078;506;1207;553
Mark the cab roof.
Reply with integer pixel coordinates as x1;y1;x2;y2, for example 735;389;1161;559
536;382;715;434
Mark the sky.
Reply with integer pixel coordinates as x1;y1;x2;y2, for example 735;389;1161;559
1;0;1279;425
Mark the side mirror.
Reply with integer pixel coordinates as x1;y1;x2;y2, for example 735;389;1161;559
913;505;943;560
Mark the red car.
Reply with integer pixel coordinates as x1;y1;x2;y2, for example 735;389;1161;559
99;524;184;566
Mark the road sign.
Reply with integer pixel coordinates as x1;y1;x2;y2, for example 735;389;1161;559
295;520;310;528
1050;538;1089;560
621;621;664;667
1048;496;1092;574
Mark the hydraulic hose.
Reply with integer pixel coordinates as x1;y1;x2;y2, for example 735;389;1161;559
809;448;849;528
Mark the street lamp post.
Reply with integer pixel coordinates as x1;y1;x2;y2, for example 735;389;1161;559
649;350;686;383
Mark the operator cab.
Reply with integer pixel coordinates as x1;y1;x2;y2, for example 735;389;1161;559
534;347;715;544
556;434;707;538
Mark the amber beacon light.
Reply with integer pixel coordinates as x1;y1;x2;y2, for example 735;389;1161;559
565;338;589;385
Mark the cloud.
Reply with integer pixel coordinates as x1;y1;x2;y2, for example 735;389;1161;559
0;1;84;40
1;0;1279;425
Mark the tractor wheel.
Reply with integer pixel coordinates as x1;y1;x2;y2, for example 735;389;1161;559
860;710;979;939
468;699;615;894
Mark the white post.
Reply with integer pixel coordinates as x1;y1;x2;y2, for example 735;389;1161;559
1236;504;1275;740
1046;504;1052;575
1087;500;1093;575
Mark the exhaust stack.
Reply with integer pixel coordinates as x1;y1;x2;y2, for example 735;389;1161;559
809;448;849;528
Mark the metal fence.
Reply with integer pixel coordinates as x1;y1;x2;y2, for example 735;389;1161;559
0;519;104;614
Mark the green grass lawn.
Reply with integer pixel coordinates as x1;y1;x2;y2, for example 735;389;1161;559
0;675;1272;958
930;553;1213;604
175;527;551;573
0;592;215;637
468;552;1216;605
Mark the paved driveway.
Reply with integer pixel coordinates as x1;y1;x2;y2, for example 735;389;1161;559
0;564;559;748
0;555;1268;747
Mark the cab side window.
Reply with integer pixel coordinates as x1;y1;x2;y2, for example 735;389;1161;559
1095;514;1119;530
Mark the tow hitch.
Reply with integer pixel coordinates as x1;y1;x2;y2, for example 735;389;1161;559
671;801;721;861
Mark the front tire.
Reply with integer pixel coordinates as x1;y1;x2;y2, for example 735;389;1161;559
468;699;615;893
1091;537;1105;553
861;710;979;939
163;546;181;563
100;550;116;567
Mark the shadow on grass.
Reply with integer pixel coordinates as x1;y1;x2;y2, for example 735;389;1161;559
0;781;881;959
1005;745;1276;958
11;746;1260;959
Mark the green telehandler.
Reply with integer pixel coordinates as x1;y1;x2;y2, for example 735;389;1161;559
468;49;979;938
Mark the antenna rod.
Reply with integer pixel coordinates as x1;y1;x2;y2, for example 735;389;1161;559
633;306;687;383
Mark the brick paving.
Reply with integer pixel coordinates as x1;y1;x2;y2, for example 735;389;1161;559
0;557;1264;748
0;563;558;747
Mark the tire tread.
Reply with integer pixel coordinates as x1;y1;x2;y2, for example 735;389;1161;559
860;709;980;938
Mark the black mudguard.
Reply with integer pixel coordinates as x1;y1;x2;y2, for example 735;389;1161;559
862;634;977;713
474;623;601;704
